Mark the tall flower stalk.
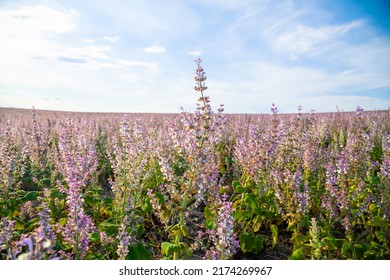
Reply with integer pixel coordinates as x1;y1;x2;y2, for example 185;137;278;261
55;119;97;259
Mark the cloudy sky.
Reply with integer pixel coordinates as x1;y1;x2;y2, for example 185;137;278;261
0;0;389;113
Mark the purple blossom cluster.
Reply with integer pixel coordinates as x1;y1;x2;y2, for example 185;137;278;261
116;216;136;260
18;226;54;260
109;118;153;220
205;196;239;260
234;105;283;190
272;166;311;217
38;199;56;242
26;107;50;168
54;119;98;258
154;58;225;211
0;120;27;198
0;217;15;258
194;57;208;92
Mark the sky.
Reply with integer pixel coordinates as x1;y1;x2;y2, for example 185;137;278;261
0;0;389;114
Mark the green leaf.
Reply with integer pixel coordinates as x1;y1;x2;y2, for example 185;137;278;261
375;231;387;243
245;194;258;210
89;232;100;244
99;220;119;236
137;223;145;237
253;234;264;254
127;242;153;260
83;196;95;205
205;220;215;230
342;241;351;258
204;205;214;220
289;248;305;260
170;224;180;235
21;191;39;202
180;225;189;237
51;189;66;199
24;218;40;232
287;220;297;231
239;233;253;253
142;200;151;212
232;181;245;194
270;224;278;247
353;243;367;259
58;217;67;227
239;233;263;254
252;217;261;233
161;242;181;256
103;197;113;207
39;178;52;186
233;209;242;220
85;253;104;260
156;192;165;204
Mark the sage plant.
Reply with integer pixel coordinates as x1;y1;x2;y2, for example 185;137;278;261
54;119;98;259
0;217;15;259
205;195;239;260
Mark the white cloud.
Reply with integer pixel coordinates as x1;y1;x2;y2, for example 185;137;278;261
0;5;78;35
188;50;202;56
118;60;161;80
117;60;150;67
103;36;120;43
90;1;200;40
273;20;364;54
59;46;112;60
0;5;78;59
143;45;166;54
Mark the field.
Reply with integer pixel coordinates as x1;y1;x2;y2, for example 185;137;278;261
0;60;389;260
1;101;389;260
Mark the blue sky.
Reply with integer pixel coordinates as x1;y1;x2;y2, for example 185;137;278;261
0;0;389;113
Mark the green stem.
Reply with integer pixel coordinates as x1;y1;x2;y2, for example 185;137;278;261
122;188;127;224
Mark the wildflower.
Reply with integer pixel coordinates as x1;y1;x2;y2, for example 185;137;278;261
54;119;98;259
309;217;322;260
0;218;15;251
206;197;239;260
194;57;208;92
38;201;56;242
20;201;34;221
18;226;52;260
117;216;133;260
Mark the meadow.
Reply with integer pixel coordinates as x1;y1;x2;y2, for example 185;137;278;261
0;59;389;260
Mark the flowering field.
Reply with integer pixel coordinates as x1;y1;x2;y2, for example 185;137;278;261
1;59;389;260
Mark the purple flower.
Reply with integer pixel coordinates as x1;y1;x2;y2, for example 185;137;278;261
54;120;98;259
206;197;239;259
194;57;208;92
38;201;56;242
380;158;390;179
116;217;134;260
0;218;15;248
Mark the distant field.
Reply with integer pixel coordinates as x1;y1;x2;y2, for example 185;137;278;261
0;105;389;260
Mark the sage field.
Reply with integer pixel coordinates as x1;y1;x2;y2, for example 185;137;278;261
1;59;389;260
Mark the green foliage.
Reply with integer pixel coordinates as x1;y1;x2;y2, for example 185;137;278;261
99;220;119;236
239;232;264;254
289;248;305;260
127;242;153;260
